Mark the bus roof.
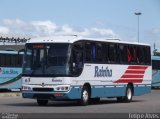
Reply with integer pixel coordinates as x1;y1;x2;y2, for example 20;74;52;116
26;36;150;46
152;55;160;60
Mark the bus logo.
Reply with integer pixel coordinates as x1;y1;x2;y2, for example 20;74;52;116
94;66;112;77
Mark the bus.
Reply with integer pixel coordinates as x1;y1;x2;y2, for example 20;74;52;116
0;37;27;90
152;55;160;88
21;36;152;106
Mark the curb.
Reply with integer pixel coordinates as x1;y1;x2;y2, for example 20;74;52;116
0;93;21;97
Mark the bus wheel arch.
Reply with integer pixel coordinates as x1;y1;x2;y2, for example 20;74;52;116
79;83;91;106
128;83;134;95
117;83;134;103
125;83;134;102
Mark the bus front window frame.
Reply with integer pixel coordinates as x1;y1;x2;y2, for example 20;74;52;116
22;43;72;77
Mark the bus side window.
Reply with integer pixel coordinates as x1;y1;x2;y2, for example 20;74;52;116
92;44;96;62
85;42;96;63
15;54;23;67
5;54;11;67
137;46;145;65
127;47;131;64
104;44;109;63
152;60;160;70
133;46;139;64
72;43;83;75
85;43;92;62
11;54;15;67
0;54;2;67
96;43;103;63
119;44;127;64
144;46;151;65
18;54;23;67
108;44;116;63
127;45;138;64
1;54;5;67
127;46;135;64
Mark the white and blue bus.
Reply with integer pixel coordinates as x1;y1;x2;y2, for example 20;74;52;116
0;50;23;90
0;37;27;90
152;56;160;88
22;36;152;106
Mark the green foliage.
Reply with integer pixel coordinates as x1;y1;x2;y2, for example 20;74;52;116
154;52;160;56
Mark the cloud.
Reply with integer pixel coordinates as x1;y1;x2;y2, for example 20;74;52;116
90;28;117;37
2;18;160;51
0;19;118;39
146;28;160;52
61;24;73;33
146;28;160;44
0;26;9;34
150;28;160;38
3;19;26;28
31;20;57;35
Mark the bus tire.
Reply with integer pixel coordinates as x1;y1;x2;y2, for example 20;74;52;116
79;86;90;106
37;99;48;106
124;85;133;102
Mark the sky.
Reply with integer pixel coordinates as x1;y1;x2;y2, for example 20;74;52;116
0;0;160;51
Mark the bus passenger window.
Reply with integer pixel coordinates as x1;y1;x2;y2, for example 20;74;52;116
18;55;23;67
152;60;160;70
108;44;116;63
72;43;83;75
92;44;96;62
119;45;127;64
137;46;145;65
104;44;109;63
127;46;135;64
127;48;131;64
145;46;151;65
0;54;5;67
96;43;103;62
5;54;11;67
85;43;92;62
133;47;139;64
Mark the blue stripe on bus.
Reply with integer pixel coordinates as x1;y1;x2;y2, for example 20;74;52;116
0;51;18;54
22;84;151;100
0;67;22;89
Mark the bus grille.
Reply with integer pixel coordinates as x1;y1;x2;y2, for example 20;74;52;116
33;88;54;92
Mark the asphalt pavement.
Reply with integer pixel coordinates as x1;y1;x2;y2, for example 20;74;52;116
0;90;160;113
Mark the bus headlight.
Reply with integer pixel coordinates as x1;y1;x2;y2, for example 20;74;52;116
55;85;70;91
22;86;31;91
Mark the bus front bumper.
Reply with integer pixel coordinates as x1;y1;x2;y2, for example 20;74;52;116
22;86;82;100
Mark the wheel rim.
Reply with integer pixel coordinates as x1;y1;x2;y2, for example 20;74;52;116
127;88;132;100
83;90;89;102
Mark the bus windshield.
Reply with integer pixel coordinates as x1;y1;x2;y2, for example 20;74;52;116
22;43;71;76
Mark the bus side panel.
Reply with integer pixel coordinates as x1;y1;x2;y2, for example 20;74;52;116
65;86;81;99
0;67;22;89
134;85;151;96
91;86;126;98
152;70;160;88
0;80;21;89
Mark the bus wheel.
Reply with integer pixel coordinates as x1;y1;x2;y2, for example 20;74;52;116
79;86;90;106
37;99;48;106
124;85;133;102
